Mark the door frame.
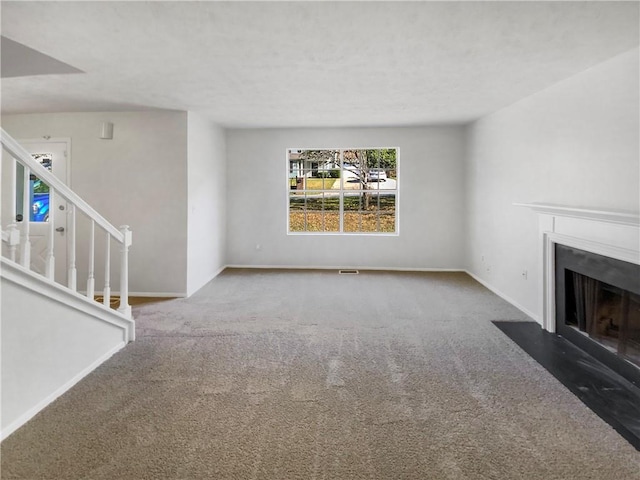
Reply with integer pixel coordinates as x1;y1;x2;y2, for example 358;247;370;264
18;137;72;187
18;138;72;283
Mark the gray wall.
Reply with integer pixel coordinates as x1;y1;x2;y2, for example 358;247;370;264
2;111;189;295
225;127;466;269
464;47;640;319
186;112;227;295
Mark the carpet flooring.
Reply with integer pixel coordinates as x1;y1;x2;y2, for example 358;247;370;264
2;270;640;479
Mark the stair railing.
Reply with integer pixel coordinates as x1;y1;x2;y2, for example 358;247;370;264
1;128;132;318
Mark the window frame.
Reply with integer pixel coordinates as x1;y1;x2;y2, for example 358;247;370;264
287;147;400;236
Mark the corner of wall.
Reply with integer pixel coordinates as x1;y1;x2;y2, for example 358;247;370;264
460;122;474;272
185;113;228;295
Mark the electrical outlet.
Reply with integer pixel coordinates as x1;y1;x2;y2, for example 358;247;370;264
256;244;262;251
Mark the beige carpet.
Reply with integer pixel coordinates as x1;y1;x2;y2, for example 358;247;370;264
2;270;639;479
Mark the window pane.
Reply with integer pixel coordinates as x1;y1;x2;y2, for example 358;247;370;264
342;166;365;190
304;192;323;232
359;192;380;233
343;193;363;232
378;193;396;233
323;193;340;232
304;176;337;190
321;175;338;190
289;193;306;232
343;193;396;233
379;193;396;211
379;213;396;232
30;153;52;223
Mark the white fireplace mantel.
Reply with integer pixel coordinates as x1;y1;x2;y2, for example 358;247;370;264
515;203;640;332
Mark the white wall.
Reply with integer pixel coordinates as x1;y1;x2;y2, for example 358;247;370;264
1;270;127;439
1;111;189;295
465;47;640;320
186;112;227;295
226;127;466;269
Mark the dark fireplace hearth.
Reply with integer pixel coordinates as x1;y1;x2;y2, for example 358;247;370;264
555;244;640;386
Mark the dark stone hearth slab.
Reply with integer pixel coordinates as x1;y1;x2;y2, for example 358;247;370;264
493;321;640;451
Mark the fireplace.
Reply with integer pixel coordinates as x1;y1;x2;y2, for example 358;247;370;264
513;204;640;447
555;244;640;383
515;203;640;382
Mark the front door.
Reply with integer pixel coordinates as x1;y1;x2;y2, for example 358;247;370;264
18;141;69;285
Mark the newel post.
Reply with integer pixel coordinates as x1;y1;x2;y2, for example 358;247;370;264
6;223;20;262
117;225;132;318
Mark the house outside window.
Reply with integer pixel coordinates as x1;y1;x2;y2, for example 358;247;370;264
288;148;398;234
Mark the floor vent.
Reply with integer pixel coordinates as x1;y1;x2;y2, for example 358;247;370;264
338;269;359;275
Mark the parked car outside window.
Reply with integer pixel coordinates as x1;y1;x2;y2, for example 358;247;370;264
367;168;387;182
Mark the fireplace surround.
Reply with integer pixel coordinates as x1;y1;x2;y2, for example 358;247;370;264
517;203;640;382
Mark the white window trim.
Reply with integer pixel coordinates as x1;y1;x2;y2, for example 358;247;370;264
286;147;400;236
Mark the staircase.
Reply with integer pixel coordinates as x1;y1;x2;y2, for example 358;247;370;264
1;128;135;440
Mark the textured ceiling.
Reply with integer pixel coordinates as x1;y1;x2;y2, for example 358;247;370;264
1;1;638;128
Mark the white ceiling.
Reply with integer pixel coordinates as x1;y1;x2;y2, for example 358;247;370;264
1;1;638;128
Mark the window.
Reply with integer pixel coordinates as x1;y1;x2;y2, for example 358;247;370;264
288;148;398;234
15;153;52;223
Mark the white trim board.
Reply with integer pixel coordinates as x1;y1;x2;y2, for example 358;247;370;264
1;258;135;341
17;137;73;187
82;291;187;298
224;265;465;272
514;203;640;226
128;291;185;298
0;341;126;441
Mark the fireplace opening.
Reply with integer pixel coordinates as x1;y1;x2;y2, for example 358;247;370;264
565;271;640;368
556;244;640;386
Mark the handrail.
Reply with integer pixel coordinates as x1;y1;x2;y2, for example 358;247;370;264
1;128;133;319
0;128;125;243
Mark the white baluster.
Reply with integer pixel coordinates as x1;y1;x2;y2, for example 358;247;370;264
6;223;20;262
67;204;77;290
104;232;111;307
117;225;132;318
45;190;55;280
20;166;31;268
86;220;95;299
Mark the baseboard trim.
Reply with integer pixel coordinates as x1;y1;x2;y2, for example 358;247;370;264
224;264;465;272
0;341;126;442
465;270;540;323
121;291;186;298
80;291;187;298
